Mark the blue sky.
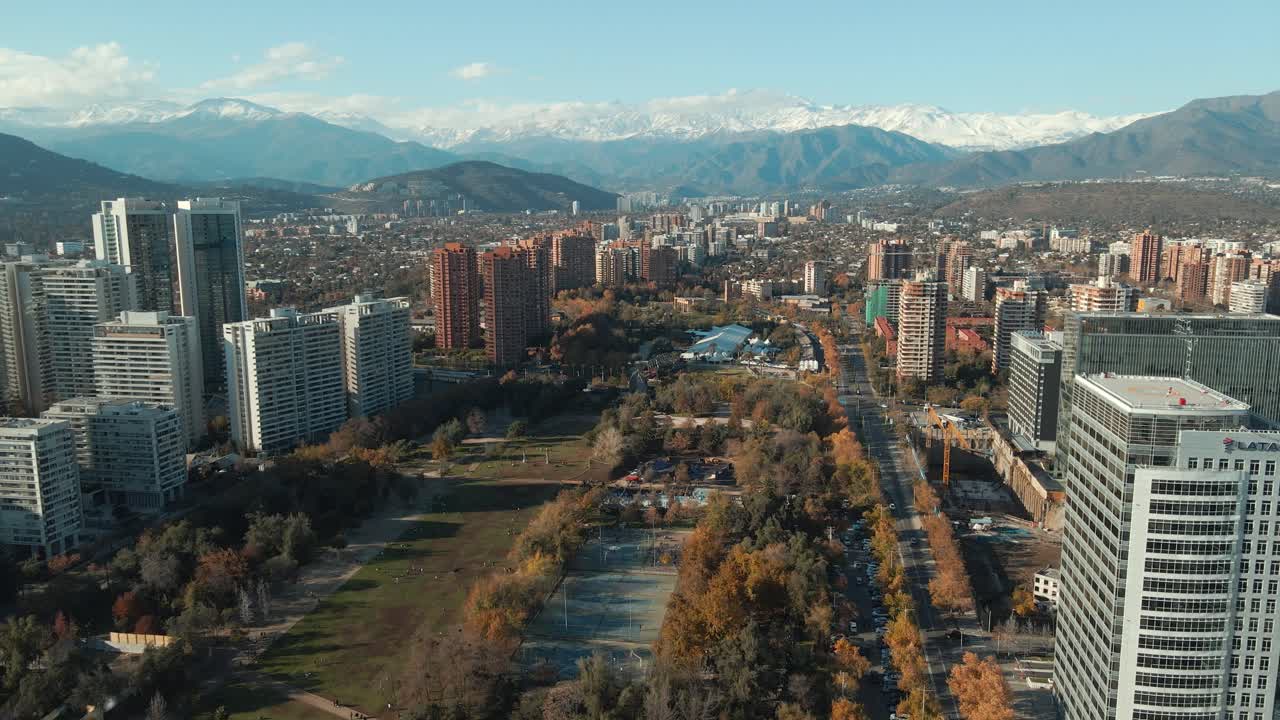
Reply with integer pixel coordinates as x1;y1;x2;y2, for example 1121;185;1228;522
2;0;1277;117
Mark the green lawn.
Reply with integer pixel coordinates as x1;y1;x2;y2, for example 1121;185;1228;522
205;479;559;719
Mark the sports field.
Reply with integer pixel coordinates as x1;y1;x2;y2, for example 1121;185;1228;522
520;527;684;678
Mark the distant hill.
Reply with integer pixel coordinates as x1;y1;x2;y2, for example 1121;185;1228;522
934;182;1280;225
349;161;618;212
25;99;458;187
906;91;1280;186
0;132;174;199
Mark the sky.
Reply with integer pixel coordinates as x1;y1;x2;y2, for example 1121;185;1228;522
1;0;1277;121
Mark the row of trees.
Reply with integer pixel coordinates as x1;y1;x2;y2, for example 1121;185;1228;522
947;652;1016;720
912;482;976;615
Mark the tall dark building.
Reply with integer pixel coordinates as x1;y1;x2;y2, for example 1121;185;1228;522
551;233;596;290
431;243;479;350
515;238;552;340
1056;312;1280;469
92;198;178;313
1130;229;1163;285
647;246;679;284
867;239;911;282
175;198;247;387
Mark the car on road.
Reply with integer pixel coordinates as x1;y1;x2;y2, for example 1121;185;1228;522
889;502;897;510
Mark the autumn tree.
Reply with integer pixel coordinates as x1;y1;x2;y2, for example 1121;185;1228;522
947;652;1014;720
832;637;871;686
1011;587;1037;618
830;697;867;720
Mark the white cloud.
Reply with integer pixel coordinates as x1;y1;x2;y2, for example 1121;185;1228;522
0;42;155;108
450;62;498;81
201;42;343;91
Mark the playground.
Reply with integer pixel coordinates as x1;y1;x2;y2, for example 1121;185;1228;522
520;527;685;678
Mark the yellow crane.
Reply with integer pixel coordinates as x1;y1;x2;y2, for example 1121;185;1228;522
926;405;973;488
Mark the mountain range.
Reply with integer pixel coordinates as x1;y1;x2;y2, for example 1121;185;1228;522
0;90;1277;197
344;161;618;213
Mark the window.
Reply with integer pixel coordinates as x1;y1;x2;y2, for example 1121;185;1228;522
1189;458;1200;469
1250;460;1261;475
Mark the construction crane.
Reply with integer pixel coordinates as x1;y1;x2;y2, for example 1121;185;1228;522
925;405;973;488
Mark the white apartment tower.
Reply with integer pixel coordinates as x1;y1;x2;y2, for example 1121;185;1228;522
223;308;347;455
0;418;82;557
91;198;177;313
1055;375;1268;720
174;198;248;389
1069;276;1138;313
803;260;828;295
326;295;412;418
91;311;204;446
896;271;947;383
1229;280;1269;315
41;398;185;513
961;266;988;302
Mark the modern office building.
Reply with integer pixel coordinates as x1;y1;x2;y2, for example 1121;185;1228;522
896;272;947;383
803;260;827;295
1230;280;1269;315
0;257;53;414
866;238;911;282
992;280;1046;373
327;295;412;418
551;233;596;290
92;311;204;446
482;248;530;367
1130;229;1163;285
1069;276;1137;313
1056;313;1280;469
223;308;347;454
41;398;185;513
431;243;480;350
1007;331;1063;450
91;198;178;312
0;418;82;557
1055;374;1278;720
173;198;247;388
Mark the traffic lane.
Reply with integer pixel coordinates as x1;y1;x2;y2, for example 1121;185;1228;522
839;526;901;718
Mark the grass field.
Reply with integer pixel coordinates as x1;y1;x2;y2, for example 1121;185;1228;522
204;413;600;720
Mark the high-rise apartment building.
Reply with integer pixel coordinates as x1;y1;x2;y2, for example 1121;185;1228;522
41;398;184;513
1056;313;1280;470
551;233;596;290
516;237;553;339
1069;276;1137;313
864;280;903;327
647;246;679;284
223;308;347;454
1007;331;1063;450
866;239;911;282
1098;251;1128;279
431;243;480;350
1055;374;1261;720
1176;258;1211;302
0;418;82;557
803;260;827;295
960;266;987;302
1130;229;1163;285
0;257;136;414
896;272;947;383
92;311;204;446
1209;251;1252;307
174;198;246;388
1230;280;1269;314
91;198;178;312
595;246;633;287
992;280;1046;373
326;295;412;418
482;248;530;367
943;241;972;294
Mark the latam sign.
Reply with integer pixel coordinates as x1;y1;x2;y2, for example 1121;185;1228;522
1223;437;1280;452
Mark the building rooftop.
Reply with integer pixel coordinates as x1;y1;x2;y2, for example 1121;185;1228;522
1077;374;1250;415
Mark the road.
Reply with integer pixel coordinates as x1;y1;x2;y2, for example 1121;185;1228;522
836;341;989;719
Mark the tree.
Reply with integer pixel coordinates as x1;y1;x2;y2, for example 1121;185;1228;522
947;652;1014;720
592;426;626;470
194;548;249;609
830;698;867;720
833;638;871;685
1011;587;1037;618
113;591;144;629
507;419;528;439
431;435;453;460
139;554;182;594
147;691;169;720
0;616;48;691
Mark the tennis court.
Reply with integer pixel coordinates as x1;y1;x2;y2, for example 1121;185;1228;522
520;527;684;678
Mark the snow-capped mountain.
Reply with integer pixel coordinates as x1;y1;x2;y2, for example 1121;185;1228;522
375;90;1157;151
0;90;1157;152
